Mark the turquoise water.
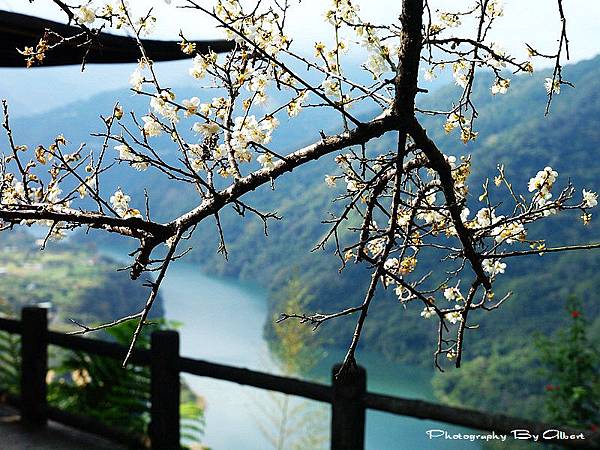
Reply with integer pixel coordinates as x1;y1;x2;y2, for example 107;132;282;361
99;246;480;449
155;259;481;450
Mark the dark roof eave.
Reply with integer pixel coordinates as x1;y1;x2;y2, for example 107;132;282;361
0;10;234;67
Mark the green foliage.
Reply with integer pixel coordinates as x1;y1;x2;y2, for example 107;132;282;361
47;322;152;435
0;330;20;395
0;230;164;326
432;347;546;422
0;299;20;395
433;297;599;449
0;310;207;448
535;297;600;429
255;276;329;450
269;275;327;375
44;320;206;449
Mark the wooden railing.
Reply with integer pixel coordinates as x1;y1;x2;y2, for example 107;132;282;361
0;307;598;450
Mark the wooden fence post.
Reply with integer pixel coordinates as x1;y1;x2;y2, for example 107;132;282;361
331;363;366;450
20;306;48;427
150;330;180;450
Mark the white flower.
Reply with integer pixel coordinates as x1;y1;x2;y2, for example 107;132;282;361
452;60;470;88
257;153;275;169
142;116;162;137
544;77;560;95
129;69;144;90
438;12;461;27
229;115;274;158
189;55;208;79
447;305;462;324
46;185;62;203
149;91;178;123
446;155;457;169
528;167;558;206
444;287;463;302
115;144;133;161
582;189;598;208
460;208;470;222
247;73;269;93
193;121;220;136
182;97;200;116
488;44;507;70
261;116;280;132
123;208;142;219
324;175;336;187
482;259;507;276
395;285;412;302
486;0;504;17
287;91;308;117
420;306;435;319
384;258;399;273
493;221;526;244
367;237;386;257
77;176;97;198
76;6;96;24
424;68;436;81
115;144;148;171
475;207;503;228
365;51;388;78
110;189;130;213
321;78;340;97
491;78;510;95
345;176;360;192
528;168;557;191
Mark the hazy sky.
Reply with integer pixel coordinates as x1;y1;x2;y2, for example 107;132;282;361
2;0;599;65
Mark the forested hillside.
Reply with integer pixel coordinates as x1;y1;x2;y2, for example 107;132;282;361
0;230;164;327
8;56;600;366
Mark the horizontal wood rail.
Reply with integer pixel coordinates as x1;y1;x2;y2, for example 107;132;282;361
178;356;333;403
0;307;598;450
363;393;596;445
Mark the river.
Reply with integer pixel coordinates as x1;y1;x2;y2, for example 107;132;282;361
153;259;482;450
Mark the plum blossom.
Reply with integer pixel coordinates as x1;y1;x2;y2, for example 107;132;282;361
114;144;148;171
257;153;275;169
76;6;96;24
110;189;130;212
189;55;208;79
476;207;503;228
444;286;463;302
528;166;558;206
486;0;504;17
129;68;144;90
491;78;510;95
493;221;526;244
182;97;200;116
545;77;561;94
193;121;220;137
447;305;462;324
421;306;435;319
142;116;162;137
582;189;598;208
482;259;507;276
